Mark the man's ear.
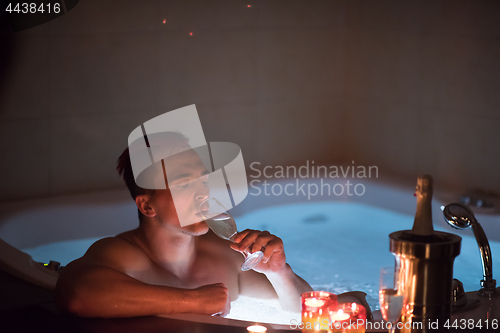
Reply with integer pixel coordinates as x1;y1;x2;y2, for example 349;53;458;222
135;195;156;217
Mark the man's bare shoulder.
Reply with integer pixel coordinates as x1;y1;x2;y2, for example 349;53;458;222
79;232;151;274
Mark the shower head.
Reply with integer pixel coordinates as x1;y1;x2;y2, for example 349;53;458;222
442;203;477;229
442;202;496;296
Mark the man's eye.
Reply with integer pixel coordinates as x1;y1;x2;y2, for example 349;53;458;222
177;183;189;190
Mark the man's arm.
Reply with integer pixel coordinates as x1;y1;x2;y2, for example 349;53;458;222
232;230;312;312
263;264;312;311
55;237;230;318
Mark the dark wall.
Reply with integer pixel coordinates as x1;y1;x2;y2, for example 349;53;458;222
0;0;499;201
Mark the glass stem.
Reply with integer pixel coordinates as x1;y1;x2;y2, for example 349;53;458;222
390;321;397;333
228;232;252;258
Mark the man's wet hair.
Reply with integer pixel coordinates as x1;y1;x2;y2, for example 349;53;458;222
116;131;189;222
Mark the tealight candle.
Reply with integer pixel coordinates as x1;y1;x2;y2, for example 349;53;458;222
247;325;267;333
301;291;337;333
305;298;326;308
329;303;366;333
330;309;350;321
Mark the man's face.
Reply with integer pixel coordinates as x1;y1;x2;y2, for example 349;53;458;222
148;145;210;235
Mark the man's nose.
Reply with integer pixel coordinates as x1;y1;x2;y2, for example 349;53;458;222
196;179;210;201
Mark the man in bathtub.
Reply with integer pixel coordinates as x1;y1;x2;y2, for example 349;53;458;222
55;132;311;318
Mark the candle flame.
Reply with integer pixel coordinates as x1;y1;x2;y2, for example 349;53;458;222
247;325;267;333
304;297;325;307
331;308;350;322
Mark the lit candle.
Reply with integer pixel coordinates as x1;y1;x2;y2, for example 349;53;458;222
330;309;350;321
330;303;366;333
301;292;337;332
247;325;267;333
305;298;326;308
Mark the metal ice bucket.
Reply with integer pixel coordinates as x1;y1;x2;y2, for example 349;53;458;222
390;230;461;332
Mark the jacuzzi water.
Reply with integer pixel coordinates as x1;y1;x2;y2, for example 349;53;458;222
22;202;500;325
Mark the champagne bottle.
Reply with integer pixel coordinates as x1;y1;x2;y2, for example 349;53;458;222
411;175;434;236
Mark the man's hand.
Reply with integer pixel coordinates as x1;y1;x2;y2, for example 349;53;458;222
232;229;311;312
230;229;287;274
192;283;231;316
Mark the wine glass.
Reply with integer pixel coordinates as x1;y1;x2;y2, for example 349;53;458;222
198;197;264;271
379;267;405;333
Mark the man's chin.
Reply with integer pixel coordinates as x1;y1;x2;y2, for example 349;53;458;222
181;221;209;236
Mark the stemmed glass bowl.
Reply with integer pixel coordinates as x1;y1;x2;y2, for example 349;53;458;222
198;197;264;271
379;266;405;333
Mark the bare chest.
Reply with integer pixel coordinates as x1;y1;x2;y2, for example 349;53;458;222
133;251;241;300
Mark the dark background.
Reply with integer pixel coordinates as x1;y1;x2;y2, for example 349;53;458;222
1;0;499;202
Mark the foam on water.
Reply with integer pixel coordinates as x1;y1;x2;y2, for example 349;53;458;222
226;295;300;325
